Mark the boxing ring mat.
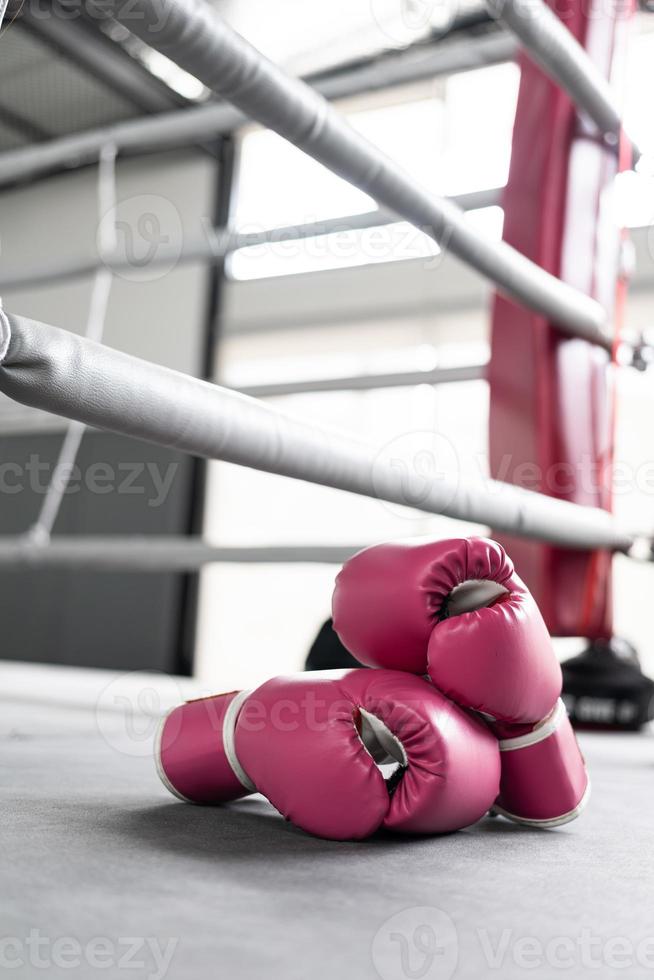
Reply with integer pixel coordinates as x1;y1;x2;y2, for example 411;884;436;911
489;0;634;639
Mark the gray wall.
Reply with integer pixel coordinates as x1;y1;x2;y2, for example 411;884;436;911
0;433;195;672
0;147;217;672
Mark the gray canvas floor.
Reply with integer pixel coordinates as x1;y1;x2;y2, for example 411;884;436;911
2;667;654;980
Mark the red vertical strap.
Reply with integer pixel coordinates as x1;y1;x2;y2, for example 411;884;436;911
488;0;634;638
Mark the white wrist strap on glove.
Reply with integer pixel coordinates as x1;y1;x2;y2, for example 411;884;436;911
222;690;257;793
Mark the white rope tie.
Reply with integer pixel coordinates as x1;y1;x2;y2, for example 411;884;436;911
28;143;118;545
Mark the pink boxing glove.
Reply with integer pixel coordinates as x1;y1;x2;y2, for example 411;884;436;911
333;536;560;722
492;701;590;828
156;668;500;841
332;537;589;827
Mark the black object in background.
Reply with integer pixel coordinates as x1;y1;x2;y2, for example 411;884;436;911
305;618;361;671
562;637;654;731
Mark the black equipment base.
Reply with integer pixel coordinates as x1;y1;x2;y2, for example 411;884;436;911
562;638;654;731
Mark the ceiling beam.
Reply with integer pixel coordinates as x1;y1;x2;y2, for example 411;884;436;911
0;21;515;188
19;2;184;114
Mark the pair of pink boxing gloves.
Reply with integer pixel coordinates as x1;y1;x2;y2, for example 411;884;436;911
157;537;589;840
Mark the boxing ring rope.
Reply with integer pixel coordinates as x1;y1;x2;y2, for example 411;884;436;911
0;27;515;190
238;364;488;399
0;0;647;570
0;310;640;554
71;0;609;348
0;539;363;571
486;0;641;162
0;187;503;293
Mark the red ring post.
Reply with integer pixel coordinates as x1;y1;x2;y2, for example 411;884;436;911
489;0;635;638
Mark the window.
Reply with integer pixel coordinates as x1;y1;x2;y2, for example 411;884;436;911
616;26;654;228
231;63;519;280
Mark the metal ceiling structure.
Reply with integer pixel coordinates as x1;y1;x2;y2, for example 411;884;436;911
0;0;507;164
0;10;172;152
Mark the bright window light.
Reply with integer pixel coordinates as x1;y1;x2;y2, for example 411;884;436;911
442;63;519;195
222;339;490;390
231;29;654;276
624;27;654;159
348;98;446;195
234;63;518;235
615;26;654;227
230;221;438;280
464;205;505;240
230;205;503;280
235;129;374;232
233;62;517;278
615;171;654;229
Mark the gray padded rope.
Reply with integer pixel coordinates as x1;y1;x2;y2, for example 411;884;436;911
90;0;610;346
0;539;363;571
487;0;639;163
0;312;639;553
0;28;515;189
